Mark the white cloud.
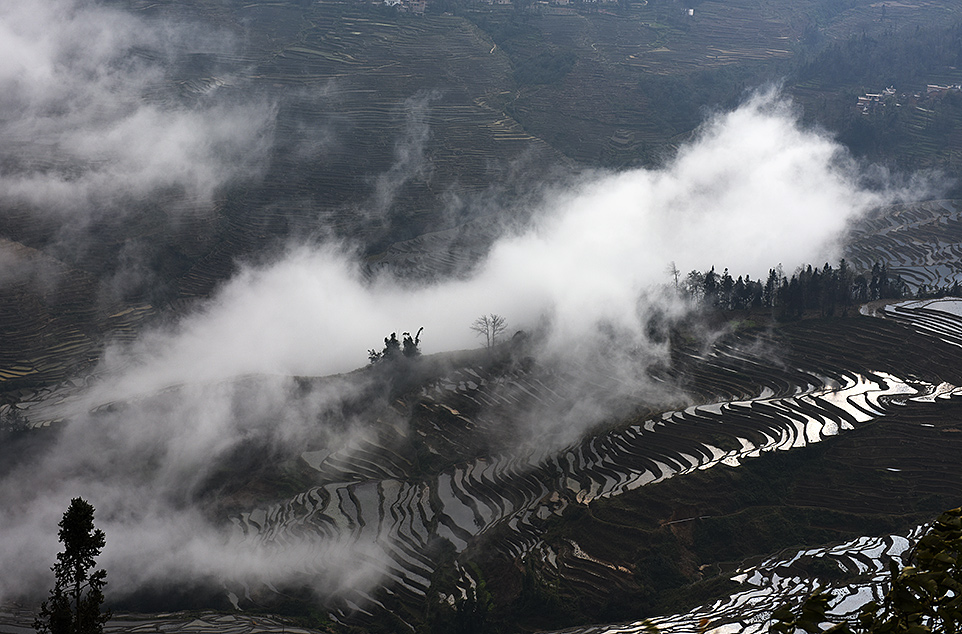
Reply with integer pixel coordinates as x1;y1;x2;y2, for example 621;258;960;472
0;89;935;606
0;0;275;221
101;90;896;394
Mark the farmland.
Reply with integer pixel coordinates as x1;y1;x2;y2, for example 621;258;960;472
5;0;962;632
4;0;962;390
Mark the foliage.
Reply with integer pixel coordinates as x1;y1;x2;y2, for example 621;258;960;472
681;260;910;319
470;314;508;349
771;507;962;634
368;328;423;364
452;577;495;634
422;555;496;634
790;23;962;168
35;498;111;634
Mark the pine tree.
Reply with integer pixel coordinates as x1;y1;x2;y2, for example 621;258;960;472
35;498;110;634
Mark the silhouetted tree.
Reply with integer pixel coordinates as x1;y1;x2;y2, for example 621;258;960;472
703;267;719;306
837;259;855;309
854;274;869;303
667;261;681;290
820;262;838;316
471;314;507;349
402;328;424;358
369;329;422;364
732;276;748;309
685;270;705;302
35;498;110;634
764;268;780;309
719;268;734;310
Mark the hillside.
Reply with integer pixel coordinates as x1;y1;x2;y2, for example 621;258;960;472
7;295;962;633
177;305;962;632
4;0;962;396
4;0;962;633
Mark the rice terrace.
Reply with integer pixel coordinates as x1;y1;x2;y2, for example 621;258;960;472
3;0;962;633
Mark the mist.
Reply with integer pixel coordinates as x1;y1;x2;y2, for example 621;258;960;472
0;0;275;223
0;88;936;606
99;91;901;395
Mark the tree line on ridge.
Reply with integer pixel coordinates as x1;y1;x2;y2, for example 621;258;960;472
677;260;954;320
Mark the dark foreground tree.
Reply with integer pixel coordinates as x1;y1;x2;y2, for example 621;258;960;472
35;498;110;634
772;507;962;633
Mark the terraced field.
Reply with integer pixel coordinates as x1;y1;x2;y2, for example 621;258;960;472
539;302;962;633
550;525;926;634
0;238;154;397
0;604;326;634
7;295;961;633
489;0;962;164
7;269;962;633
0;0;560;398
191;302;962;631
4;0;962;404
7;2;962;632
845;199;962;290
486;0;797;164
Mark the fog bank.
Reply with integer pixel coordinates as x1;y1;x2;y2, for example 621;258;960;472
0;89;935;606
0;0;275;222
103;91;902;395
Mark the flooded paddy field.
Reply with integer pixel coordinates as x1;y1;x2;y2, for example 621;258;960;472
5;2;962;632
7;299;962;632
846;199;962;291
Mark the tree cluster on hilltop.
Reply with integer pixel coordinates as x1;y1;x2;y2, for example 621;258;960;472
682;260;914;320
368;328;423;364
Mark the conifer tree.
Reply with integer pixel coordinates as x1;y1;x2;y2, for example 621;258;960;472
35;498;110;634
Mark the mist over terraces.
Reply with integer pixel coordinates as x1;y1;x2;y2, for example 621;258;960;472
4;0;962;633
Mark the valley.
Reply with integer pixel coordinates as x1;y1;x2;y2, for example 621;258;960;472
4;0;962;632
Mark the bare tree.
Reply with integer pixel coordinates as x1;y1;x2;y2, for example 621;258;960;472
667;261;680;290
470;314;507;349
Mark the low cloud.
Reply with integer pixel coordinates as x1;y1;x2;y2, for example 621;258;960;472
102;90;905;393
0;89;938;606
0;372;384;602
370;90;441;217
0;0;276;224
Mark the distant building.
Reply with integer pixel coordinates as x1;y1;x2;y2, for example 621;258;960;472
856;92;883;115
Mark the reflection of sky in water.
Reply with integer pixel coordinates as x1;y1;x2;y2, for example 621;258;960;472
236;368;952;615
899;297;962;318
562;525;927;634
